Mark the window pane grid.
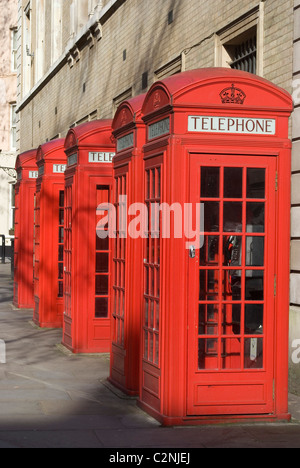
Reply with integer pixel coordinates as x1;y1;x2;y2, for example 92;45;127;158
198;165;266;371
143;166;161;366
112;175;126;345
64;186;72;317
58;191;64;298
95;186;110;319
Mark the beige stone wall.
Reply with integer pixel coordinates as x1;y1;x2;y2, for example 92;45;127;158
0;0;18;240
0;0;18;152
289;0;300;393
18;0;294;151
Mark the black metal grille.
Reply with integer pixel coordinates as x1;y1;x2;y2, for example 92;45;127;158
230;36;257;74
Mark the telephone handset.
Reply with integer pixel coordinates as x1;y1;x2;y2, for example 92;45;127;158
224;235;242;299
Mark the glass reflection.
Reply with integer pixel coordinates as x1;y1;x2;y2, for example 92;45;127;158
246;237;264;266
224;168;243;198
245;270;264;300
200;236;219;266
247;168;265;199
246;203;265;233
201;167;220;198
223;202;242;232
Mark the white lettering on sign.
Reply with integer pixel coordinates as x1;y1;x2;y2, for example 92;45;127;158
117;133;134;152
188;116;276;135
88;152;115;163
29;171;38;179
148;118;170;140
53;164;66;173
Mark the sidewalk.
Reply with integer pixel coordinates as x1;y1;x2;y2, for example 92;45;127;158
1;264;300;448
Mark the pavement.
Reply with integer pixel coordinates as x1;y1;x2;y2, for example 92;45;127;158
1;264;300;449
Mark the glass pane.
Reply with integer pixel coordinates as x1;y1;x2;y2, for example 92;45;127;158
203;201;219;232
198;338;218;370
199;269;219;301
246;203;265;233
246;237;264;266
245;304;264;334
59;209;64;225
244;337;263;369
155;302;159;330
154;334;159;365
58;245;64;262
245;270;264;300
59;191;65;207
144;299;149;326
221;338;242;369
201;167;220;198
223;202;242;232
200;236;219;266
156;167;161;198
223;270;241;301
222;304;241;335
58;281;63;298
96;275;109;295
198;303;218;335
144;331;148;359
58;263;63;279
223;235;242;267
96;252;109;273
247;168;265;199
96;232;109;251
59;227;64;243
224;168;243;198
95;297;108;318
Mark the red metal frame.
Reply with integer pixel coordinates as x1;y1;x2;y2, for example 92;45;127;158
13;149;38;309
109;94;146;394
33;139;67;328
62;120;114;353
136;68;293;425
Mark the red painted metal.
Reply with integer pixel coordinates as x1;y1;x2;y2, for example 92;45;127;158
33;138;67;328
135;68;293;425
62;120;114;353
13;149;38;309
109;94;146;394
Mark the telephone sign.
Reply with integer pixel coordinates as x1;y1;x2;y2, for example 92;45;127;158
88;151;115;163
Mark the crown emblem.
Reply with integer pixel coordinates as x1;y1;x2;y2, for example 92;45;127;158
220;84;246;105
153;91;161;109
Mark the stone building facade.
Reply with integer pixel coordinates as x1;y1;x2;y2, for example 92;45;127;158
17;0;300;392
0;0;18;243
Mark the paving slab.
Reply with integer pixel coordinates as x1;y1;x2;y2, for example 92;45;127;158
1;264;300;448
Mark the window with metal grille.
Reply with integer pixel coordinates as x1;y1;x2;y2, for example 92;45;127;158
229;35;257;74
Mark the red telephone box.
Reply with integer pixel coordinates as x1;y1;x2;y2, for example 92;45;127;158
62;120;114;353
109;94;146;394
33;139;67;328
13;149;38;309
137;68;293;425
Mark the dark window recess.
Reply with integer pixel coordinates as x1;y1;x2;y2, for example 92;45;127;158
123;49;126;61
168;10;173;24
229;36;257;74
142;72;148;90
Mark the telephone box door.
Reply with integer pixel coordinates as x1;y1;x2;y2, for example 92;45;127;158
187;154;277;416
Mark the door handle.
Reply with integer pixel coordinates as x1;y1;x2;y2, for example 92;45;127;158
189;245;196;259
